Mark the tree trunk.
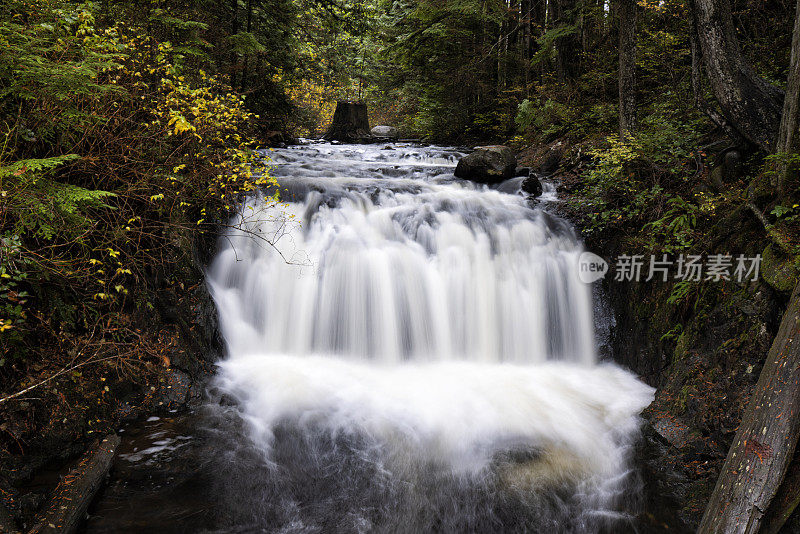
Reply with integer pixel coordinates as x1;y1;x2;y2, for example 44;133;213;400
239;0;254;92
689;3;743;143
774;0;800;196
230;0;239;87
553;0;579;81
532;0;547;82
522;0;531;93
324;101;371;142
617;0;636;137
760;444;800;534
690;0;784;151
699;281;800;533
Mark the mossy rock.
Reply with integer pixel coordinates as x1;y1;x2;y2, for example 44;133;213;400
761;243;799;293
748;172;776;205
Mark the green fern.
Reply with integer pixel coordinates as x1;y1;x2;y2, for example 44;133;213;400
0;155;80;180
3;155;115;239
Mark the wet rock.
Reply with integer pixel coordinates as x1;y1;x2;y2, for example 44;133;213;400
454;145;517;184
371;125;398;139
151;369;195;412
652;413;691;449
634;424;697;532
514;166;531;177
521;174;543;197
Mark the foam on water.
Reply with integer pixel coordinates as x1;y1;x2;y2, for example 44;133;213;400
217;355;652;476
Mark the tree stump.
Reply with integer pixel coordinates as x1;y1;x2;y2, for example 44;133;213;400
324;101;371;142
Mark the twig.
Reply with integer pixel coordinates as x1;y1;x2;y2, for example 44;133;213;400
746;201;794;254
0;356;123;405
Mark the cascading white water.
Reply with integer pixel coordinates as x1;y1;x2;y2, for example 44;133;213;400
206;142;654;532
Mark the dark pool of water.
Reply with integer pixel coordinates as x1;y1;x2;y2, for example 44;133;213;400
81;410;692;534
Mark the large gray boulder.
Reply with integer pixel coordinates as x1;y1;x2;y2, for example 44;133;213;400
454;145;517;184
371;125;398;139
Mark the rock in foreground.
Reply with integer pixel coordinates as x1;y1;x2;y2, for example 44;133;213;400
454;145;517;184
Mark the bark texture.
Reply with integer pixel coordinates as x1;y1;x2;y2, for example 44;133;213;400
691;0;784;151
760;444;800;534
30;434;120;534
324;101;371;142
699;281;800;533
774;0;800;195
617;0;637;137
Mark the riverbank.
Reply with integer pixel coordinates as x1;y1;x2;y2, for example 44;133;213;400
518;137;799;529
0;232;223;531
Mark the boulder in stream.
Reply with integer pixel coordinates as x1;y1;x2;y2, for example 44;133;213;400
371;125;398;139
454;145;517;184
515;166;531;177
522;173;543;197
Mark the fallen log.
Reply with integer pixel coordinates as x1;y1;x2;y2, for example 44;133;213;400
699;281;800;533
760;444;800;533
28;434;120;534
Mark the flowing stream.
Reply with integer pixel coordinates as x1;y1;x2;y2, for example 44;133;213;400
205;142;654;532
85;142;656;533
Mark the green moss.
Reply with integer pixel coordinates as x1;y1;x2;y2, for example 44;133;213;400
674;331;689;361
761;243;799;293
676;385;692;414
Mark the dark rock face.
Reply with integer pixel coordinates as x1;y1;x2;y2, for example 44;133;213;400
454;145;517;184
521;174;543;197
371;125;398;139
538;146;563;175
587;211;783;528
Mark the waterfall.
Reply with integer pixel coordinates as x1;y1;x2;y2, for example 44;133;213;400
206;142;654;532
